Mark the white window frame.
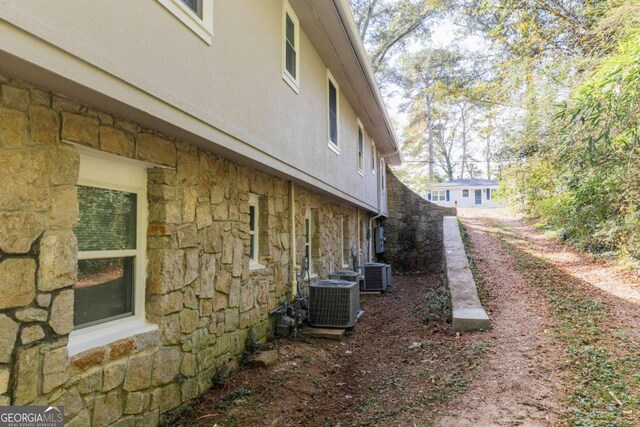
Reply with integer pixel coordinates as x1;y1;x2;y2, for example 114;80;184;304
357;119;364;175
380;158;386;192
371;142;377;175
462;189;469;197
248;194;266;271
158;0;214;45
69;149;156;356
431;190;446;202
304;209;315;275
327;70;340;155
282;0;300;93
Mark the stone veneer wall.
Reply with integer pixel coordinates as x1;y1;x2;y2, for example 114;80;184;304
0;73;370;426
380;169;456;273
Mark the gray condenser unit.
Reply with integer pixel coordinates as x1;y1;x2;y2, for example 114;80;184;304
308;280;360;328
359;263;391;291
374;226;384;254
329;270;364;290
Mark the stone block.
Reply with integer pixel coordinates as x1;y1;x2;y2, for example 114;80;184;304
51;144;80;185
160;314;180;345
43;346;68;375
14;346;40;405
180;353;196;377
66;411;90;427
214;292;228;312
152;346;181;386
0;148;49;211
124;391;150;415
43;370;67;394
37;293;52;307
0;368;9;394
0;314;18;363
199;254;216;298
224;309;239;332
184;249;199;285
137;133;176;167
0;106;27;148
214;269;230;295
50;289;74;335
196;203;213;229
29;105;59;145
61;112;98;146
70;347;105;373
182;187;197;222
176;223;197;248
180;309;199;334
147;249;185;295
123;352;154;391
1;85;29;111
108;338;135;360
183;286;197;309
249;350;278;367
147;291;183;317
92;391;123;427
0;258;36;309
181;379;199;402
158;383;181;414
56;387;83;420
103;359;127;391
30;88;51;107
240;285;254;313
99;125;134;157
52;96;81;113
76;368;102;394
0;212;43;254
49;185;78;229
21;325;45;344
38;231;78;291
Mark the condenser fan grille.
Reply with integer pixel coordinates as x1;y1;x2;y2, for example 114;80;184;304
309;280;359;328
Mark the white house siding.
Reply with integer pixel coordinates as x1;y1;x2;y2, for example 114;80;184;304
0;0;393;215
428;186;504;208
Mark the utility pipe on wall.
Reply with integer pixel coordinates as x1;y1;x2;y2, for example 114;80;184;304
289;181;297;301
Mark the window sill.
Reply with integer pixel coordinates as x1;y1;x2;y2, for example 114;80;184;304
250;262;267;272
327;143;340;156
158;0;213;45
282;73;300;94
68;318;158;357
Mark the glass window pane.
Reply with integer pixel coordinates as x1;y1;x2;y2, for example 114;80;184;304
74;257;134;328
76;186;137;251
329;82;337;144
181;0;203;18
286;43;296;78
286;14;295;44
250;235;255;259
249;206;255;231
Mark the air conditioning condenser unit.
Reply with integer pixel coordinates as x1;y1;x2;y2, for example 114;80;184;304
308;280;360;328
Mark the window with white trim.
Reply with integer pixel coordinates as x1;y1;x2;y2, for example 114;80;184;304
158;0;213;44
249;194;259;264
304;211;312;273
371;143;377;175
73;152;148;331
357;121;364;174
327;70;340;154
282;0;300;92
380;158;386;192
431;190;446;201
342;216;350;266
462;189;469;197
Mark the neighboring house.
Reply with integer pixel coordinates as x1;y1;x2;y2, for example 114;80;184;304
0;0;400;424
427;179;503;208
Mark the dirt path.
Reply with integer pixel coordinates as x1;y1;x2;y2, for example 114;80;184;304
436;209;567;426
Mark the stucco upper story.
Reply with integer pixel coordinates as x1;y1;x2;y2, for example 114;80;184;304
0;0;399;215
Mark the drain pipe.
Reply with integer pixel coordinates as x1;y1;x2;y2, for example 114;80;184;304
289;181;297;301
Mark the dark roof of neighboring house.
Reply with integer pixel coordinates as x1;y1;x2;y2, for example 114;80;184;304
428;179;499;188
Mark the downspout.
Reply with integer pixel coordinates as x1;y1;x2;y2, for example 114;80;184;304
289;181;297;301
356;209;360;265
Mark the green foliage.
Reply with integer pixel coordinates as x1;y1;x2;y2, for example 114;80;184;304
502;32;640;259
